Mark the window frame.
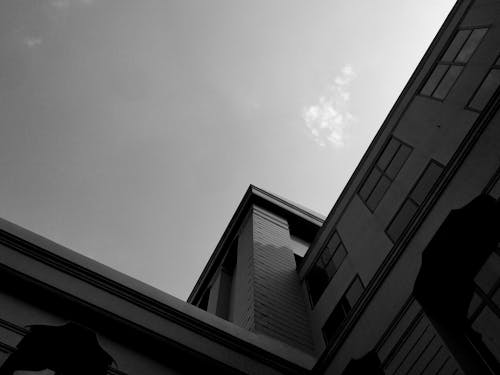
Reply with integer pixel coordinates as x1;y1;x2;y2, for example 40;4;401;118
322;275;365;344
419;26;489;102
386;160;445;243
305;230;348;308
358;136;413;213
466;52;500;112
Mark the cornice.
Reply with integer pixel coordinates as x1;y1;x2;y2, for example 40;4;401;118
0;228;311;375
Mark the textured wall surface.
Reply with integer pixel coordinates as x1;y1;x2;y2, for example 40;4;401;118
251;206;314;353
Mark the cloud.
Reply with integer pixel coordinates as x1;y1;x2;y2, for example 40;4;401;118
24;36;42;48
302;64;357;148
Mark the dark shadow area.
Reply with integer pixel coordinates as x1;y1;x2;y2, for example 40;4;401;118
0;322;113;375
0;265;244;375
414;194;500;374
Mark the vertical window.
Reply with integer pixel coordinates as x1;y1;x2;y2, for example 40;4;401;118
386;161;444;242
322;276;364;344
359;137;412;212
421;27;488;100
467;248;500;370
305;231;347;306
467;55;500;112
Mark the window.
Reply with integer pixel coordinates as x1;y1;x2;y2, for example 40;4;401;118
467;248;500;370
467;55;500;112
322;276;364;344
386;161;444;242
359;137;412;212
421;27;488;100
305;231;347;306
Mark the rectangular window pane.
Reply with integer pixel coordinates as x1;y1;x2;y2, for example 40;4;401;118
345;277;364;308
455;28;488;63
387;199;418;242
327;232;341;253
409;161;443;205
474;252;500;294
323;299;348;343
468;293;482;318
359;167;382;201
325;244;346;278
442;29;471;62
366;175;391;211
377;138;400;171
468;69;500;111
332;243;347;269
319;246;334;267
385;143;412;179
433;65;463;99
421;65;448;96
471;306;500;363
306;266;328;306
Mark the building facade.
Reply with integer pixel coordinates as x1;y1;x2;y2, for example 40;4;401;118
1;0;500;374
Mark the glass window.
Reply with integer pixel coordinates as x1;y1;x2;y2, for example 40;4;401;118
455;28;488;63
468;293;482;318
385;144;412;179
387;200;418;242
471;306;500;362
420;65;448;97
320;246;334;266
366;175;391;211
306;231;348;307
323;300;349;343
359;168;382;201
331;244;347;269
468;69;500;111
442;29;471;62
421;27;488;100
475;252;500;294
377;138;400;170
345;277;364;307
327;232;341;253
387;160;443;242
322;276;364;344
433;65;463;100
409;162;444;205
359;137;412;212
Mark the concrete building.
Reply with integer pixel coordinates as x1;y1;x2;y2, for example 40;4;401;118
1;0;499;373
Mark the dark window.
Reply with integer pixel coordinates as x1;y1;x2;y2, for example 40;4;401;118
322;276;364;344
386;160;444;242
421;27;488;100
359;137;412;212
467;248;500;368
467;57;500;112
306;231;347;306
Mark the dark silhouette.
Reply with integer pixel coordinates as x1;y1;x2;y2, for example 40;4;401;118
414;194;500;328
342;351;384;375
0;322;114;375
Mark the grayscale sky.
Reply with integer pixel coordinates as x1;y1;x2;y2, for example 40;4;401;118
0;0;455;300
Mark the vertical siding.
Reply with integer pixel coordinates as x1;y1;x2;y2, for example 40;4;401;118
230;211;255;331
252;206;315;353
377;299;464;375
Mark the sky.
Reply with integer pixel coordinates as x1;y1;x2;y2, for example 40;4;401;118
0;0;456;300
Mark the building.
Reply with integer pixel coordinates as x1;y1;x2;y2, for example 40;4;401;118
1;0;500;373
